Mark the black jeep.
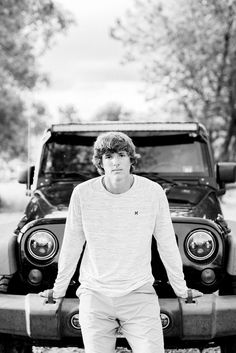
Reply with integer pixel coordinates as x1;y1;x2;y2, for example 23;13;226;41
0;121;236;352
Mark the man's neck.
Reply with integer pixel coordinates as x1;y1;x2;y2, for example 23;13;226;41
103;174;134;194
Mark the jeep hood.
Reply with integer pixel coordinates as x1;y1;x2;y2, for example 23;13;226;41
20;183;75;224
21;182;222;224
166;184;221;219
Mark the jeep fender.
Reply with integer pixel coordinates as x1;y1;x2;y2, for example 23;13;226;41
226;220;236;276
0;231;17;275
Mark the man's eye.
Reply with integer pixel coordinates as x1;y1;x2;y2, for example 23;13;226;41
104;154;111;159
119;152;126;157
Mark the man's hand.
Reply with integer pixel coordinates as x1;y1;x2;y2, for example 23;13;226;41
181;288;203;299
38;289;63;299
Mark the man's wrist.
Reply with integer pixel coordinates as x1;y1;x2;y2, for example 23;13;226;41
38;288;64;299
179;288;203;299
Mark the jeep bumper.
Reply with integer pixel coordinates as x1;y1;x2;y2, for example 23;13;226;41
0;294;236;342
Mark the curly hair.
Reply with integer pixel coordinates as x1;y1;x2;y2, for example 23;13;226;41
92;131;140;175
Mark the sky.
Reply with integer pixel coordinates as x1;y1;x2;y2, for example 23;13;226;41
34;0;152;122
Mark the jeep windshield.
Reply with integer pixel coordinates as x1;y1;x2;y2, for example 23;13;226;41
39;133;210;182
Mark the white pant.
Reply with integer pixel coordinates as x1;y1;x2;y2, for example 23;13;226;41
78;284;164;353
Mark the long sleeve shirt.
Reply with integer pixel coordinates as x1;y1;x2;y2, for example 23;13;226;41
53;175;188;298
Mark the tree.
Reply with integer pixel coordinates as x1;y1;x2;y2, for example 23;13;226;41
0;0;74;159
0;88;26;159
58;105;81;123
111;0;236;160
92;102;133;121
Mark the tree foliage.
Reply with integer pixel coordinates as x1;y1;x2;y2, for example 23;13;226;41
0;88;25;158
92;102;133;121
0;0;74;159
111;0;236;160
58;105;81;123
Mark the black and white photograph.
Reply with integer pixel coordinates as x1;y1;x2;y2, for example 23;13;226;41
0;1;236;353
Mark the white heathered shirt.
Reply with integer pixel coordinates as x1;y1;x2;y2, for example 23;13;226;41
53;175;188;298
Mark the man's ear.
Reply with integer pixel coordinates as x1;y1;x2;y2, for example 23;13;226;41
99;161;104;173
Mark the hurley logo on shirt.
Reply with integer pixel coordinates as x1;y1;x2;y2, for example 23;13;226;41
134;211;139;215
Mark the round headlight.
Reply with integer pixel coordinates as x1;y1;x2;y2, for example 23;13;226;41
27;230;58;261
186;230;216;261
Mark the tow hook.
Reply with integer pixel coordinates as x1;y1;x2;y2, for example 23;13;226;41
185;289;195;304
45;289;56;304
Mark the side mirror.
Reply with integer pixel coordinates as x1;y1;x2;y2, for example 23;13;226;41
18;166;35;189
216;162;236;188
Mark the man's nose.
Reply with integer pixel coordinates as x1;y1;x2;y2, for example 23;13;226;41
112;155;120;165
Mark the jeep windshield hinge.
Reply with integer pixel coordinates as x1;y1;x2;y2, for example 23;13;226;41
216;214;231;235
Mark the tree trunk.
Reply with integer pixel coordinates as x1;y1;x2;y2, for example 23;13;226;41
221;62;236;160
221;112;236;160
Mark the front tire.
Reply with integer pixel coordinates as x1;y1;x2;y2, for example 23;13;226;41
221;337;236;353
0;337;33;353
0;276;11;293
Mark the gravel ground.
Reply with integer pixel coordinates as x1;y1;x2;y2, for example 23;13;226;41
33;346;221;353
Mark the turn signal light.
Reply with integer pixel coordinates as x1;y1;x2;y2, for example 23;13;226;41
201;268;216;284
28;269;43;285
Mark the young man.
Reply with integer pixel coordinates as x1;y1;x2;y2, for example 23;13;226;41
40;131;202;353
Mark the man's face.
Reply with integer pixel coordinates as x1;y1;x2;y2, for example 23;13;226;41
101;150;132;179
